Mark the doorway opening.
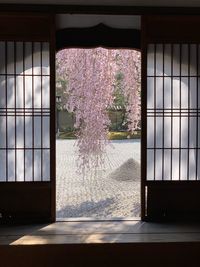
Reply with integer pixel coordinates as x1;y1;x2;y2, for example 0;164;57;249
56;47;141;220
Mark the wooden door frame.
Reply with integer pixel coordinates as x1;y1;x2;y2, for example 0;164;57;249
55;24;142;220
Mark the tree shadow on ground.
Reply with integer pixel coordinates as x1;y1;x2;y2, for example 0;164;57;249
57;198;115;218
57;197;141;219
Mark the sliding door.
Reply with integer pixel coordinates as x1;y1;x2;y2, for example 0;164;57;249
142;16;200;220
0;14;55;223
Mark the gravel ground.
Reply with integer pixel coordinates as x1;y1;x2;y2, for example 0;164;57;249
56;139;141;219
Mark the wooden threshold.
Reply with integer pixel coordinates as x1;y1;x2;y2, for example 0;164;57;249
1;221;200;245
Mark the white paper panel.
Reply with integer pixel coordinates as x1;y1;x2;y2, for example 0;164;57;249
156;44;163;76
156;117;163;147
189;149;196;180
190;44;197;76
7;116;15;148
164;77;171;108
172;117;179;148
16;75;23;108
0;41;50;183
181;45;188;76
33;42;41;75
198;150;200;180
25;117;32;148
198;120;200;148
24;42;32;75
34;117;41;147
147;44;154;76
147;149;154;180
0;150;6;181
164;44;171;76
25;150;33;181
190;78;197;109
172;149;179;180
16;42;23;75
16;150;24;181
172;78;180;108
0;42;5;74
7;42;14;74
163;149;171;180
155;150;162;180
189;117;196;148
33;76;41;108
198;45;200;76
198;78;200;109
173;44;180;76
34;150;41;181
147;117;154;148
147;44;200;181
147;77;154;109
42;43;50;75
25;76;32;108
16;117;24;148
43;117;50;148
181;78;188;109
181;117;188;148
42;76;50;108
8;149;15;181
43;149;50;181
0;76;6;108
180;149;187;180
156;77;163;108
0;117;6;148
7;76;15;108
164;117;171;148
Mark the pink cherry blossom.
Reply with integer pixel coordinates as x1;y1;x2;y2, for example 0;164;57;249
56;48;140;174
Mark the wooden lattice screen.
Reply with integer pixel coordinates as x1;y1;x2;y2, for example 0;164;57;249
142;16;200;221
0;14;55;224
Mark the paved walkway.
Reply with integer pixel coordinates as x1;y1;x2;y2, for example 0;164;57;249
56;139;141;219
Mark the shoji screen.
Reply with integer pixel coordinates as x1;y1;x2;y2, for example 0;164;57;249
0;42;50;182
147;44;199;181
0;14;55;223
142;16;200;221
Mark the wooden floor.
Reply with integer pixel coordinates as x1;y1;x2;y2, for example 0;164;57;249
1;220;200;245
1;221;200;267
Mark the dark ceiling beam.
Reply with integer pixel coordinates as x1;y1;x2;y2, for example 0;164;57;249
1;5;200;15
56;24;141;50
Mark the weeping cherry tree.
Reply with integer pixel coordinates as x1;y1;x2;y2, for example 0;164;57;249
56;48;141;174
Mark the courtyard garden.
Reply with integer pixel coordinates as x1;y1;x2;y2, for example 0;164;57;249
56;47;141;219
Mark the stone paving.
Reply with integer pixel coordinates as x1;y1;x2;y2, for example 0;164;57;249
56;139;141;219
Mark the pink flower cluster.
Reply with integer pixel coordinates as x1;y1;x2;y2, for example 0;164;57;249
118;50;141;132
56;48;140;174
